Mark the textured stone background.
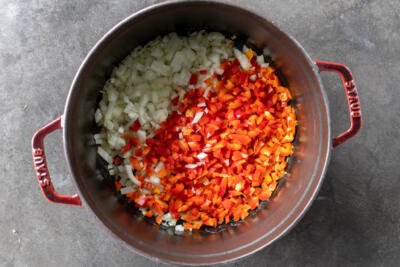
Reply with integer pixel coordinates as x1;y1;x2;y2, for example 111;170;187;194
1;0;399;266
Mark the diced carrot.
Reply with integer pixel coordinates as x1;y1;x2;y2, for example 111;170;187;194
171;183;184;194
188;141;201;151
114;180;122;191
155;215;163;224
227;142;242;151
245;48;255;60
229;134;251;145
178;140;190;152
157;168;169;178
188;134;202;142
130;156;142;170
145;210;154;217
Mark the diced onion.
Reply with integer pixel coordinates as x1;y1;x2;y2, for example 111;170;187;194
95;109;103;123
191;112;204;124
214;67;224;75
97;147;112;164
185;163;198;169
154;162;164;173
203;87;211;98
137;130;147;142
168;219;177;226
175;225;184;232
120;186;136;195
196;152;207;160
234;48;251;70
148;175;160;185
162;212;172;221
125;164;141;186
94;133;104;144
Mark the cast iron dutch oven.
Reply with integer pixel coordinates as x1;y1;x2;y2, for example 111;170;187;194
31;1;362;265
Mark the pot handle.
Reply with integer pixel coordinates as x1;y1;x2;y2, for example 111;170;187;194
315;61;362;147
31;116;82;206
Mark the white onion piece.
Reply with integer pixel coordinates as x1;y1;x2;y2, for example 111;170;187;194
125;164;141;186
137;130;146;142
234;48;251;70
203;87;211;98
185;164;198;169
256;55;265;65
191;111;204;124
94;133;104;144
97;147;112;164
162;212;172;221
175;225;184;232
196;152;207;160
154;162;164;173
148;175;160;185
120;186;136;195
168;219;177;226
94;109;102;123
214;67;224;75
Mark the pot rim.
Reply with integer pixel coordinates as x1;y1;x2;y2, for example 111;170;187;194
63;0;332;265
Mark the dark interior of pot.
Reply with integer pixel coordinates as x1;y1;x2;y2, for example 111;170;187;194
64;1;331;265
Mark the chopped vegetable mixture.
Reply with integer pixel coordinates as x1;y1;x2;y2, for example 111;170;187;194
95;32;296;232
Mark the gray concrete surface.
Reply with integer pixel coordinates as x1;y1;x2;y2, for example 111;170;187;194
1;0;399;266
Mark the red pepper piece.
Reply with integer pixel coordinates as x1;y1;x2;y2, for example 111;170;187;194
189;73;198;85
113;156;122;166
171;95;179;106
129;120;141;132
171;183;184;194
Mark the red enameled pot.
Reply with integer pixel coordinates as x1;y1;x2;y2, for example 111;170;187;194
31;1;361;265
